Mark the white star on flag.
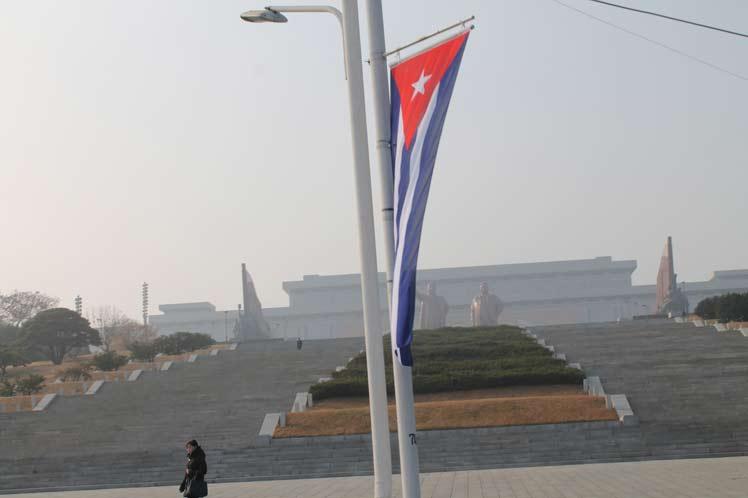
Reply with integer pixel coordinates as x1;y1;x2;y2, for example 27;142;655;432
410;69;432;101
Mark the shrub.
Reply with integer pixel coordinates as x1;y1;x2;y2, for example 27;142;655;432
15;374;45;395
128;341;159;362
0;378;15;396
60;365;92;382
695;293;748;322
90;351;128;371
153;332;215;355
0;346;27;377
310;326;585;401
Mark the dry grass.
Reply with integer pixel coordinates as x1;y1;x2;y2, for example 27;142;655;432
727;321;748;329
0;395;43;412
274;390;617;438
5;344;223;383
40;381;89;396
2;341;227;395
89;370;131;382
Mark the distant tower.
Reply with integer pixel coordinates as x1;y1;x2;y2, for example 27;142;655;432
142;282;149;326
74;295;83;315
656;236;688;315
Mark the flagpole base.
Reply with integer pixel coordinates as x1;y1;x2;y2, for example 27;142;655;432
392;359;421;498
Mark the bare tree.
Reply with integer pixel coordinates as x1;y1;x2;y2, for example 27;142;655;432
87;306;129;352
0;291;59;327
87;306;155;351
116;321;157;349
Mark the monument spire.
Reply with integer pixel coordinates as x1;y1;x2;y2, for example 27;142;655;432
656;236;689;316
239;263;271;340
667;236;676;294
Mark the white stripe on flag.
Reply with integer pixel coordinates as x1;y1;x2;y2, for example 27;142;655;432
391;83;442;353
395;82;441;257
393;112;406;249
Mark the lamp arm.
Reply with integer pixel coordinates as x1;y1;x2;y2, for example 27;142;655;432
266;5;348;79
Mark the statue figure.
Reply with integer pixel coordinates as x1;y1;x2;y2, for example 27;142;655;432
661;286;689;317
470;282;504;326
416;282;449;329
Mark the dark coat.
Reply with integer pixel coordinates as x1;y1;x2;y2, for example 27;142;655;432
180;446;207;494
186;446;207;480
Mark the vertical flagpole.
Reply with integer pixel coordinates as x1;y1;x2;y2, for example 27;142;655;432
340;2;393;497
667;235;676;293
363;2;422;498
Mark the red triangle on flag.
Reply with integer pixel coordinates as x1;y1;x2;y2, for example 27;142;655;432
392;31;469;149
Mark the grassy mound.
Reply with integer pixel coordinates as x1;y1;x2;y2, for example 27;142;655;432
310;326;584;401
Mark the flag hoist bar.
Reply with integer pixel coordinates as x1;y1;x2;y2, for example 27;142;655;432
383;15;475;59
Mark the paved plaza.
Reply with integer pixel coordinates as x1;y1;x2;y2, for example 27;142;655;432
6;456;748;498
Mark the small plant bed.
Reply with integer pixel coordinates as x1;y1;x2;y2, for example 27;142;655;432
310;326;585;401
274;390;616;438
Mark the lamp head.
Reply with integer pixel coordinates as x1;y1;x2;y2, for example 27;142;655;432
240;8;288;23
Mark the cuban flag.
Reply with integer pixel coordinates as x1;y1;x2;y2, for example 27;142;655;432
390;31;469;366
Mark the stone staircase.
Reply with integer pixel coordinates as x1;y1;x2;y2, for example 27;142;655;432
4;319;747;492
0;338;363;492
530;319;748;460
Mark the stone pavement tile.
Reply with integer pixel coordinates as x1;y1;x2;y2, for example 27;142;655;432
420;470;440;498
466;470;483;498
431;470;456;498
451;471;468;498
5;457;748;498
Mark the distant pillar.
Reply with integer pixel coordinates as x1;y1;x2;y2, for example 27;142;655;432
142;282;149;326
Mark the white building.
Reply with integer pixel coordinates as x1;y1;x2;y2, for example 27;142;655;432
149;303;240;342
149;257;748;341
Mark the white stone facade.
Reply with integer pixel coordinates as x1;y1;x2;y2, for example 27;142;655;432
149;258;748;341
149;302;240;342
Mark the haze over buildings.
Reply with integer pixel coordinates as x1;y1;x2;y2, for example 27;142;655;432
1;0;746;319
150;256;748;341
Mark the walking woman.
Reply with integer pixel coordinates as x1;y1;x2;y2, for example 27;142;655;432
179;439;208;498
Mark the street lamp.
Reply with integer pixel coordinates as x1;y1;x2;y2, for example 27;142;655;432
240;4;393;498
240;8;288;23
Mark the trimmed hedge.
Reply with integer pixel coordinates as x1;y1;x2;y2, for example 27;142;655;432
152;332;215;355
311;326;584;400
695;292;748;322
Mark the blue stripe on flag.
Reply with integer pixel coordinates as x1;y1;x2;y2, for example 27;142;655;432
391;39;468;367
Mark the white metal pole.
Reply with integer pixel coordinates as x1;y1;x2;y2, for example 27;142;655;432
362;1;421;497
339;2;393;497
244;4;393;495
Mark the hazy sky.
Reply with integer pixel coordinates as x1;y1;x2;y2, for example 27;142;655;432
1;0;746;319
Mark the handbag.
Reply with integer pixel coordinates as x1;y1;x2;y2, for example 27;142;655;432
183;477;208;498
